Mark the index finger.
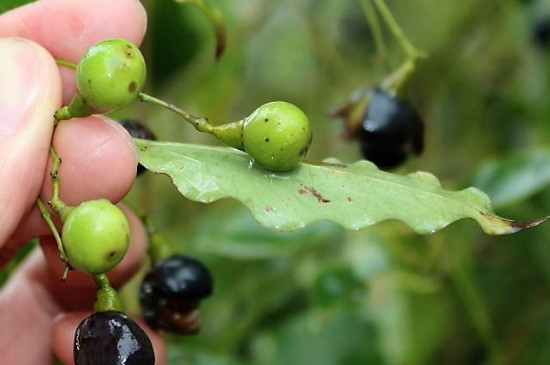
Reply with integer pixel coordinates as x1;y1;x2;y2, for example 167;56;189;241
0;0;147;61
0;0;148;102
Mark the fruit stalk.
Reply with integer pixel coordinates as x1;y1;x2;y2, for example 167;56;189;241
138;92;215;134
93;274;123;312
47;146;70;218
142;215;173;264
371;0;427;61
36;198;67;262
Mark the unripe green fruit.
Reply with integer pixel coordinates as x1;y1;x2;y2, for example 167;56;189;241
76;38;146;113
62;199;130;275
242;101;312;172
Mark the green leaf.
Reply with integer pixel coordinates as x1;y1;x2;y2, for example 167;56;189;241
470;150;550;208
0;0;33;14
135;139;547;235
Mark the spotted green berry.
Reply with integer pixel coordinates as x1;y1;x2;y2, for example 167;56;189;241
62;199;130;275
76;38;146;113
242;101;312;172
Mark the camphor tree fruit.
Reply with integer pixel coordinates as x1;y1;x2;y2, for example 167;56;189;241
118;119;157;176
242;101;313;172
62;199;130;275
74;311;155;365
140;255;213;334
76;38;146;113
358;88;423;169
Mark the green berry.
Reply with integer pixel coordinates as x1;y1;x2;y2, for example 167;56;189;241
242;101;312;172
76;38;146;113
62;199;130;275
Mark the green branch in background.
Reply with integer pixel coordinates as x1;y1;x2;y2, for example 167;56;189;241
172;0;227;60
359;0;389;68
371;0;428;61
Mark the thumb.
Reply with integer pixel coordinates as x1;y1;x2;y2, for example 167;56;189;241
0;38;61;246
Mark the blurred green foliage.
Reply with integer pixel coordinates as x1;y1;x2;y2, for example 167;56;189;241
4;0;550;364
122;1;550;364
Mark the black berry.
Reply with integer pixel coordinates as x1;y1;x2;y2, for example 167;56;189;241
140;255;213;335
74;311;155;365
534;17;550;47
358;88;424;169
118;119;156;176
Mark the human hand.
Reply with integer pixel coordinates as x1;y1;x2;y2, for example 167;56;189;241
0;0;167;363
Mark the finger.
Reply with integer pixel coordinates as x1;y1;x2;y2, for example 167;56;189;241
44;115;138;206
40;205;148;310
0;0;147;103
2;116;137;265
52;312;168;365
0;249;61;364
0;246;167;364
0;38;61;250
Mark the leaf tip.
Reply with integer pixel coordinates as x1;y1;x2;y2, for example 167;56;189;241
509;215;550;233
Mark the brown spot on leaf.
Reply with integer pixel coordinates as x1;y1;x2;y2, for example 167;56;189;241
509;216;549;232
347;197;353;202
298;185;331;203
265;205;274;212
140;146;148;152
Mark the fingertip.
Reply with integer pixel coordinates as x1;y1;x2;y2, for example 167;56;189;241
0;37;61;245
41;115;137;206
52;312;85;365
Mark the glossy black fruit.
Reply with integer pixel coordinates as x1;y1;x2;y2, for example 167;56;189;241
358;88;423;169
534;17;550;47
140;255;213;334
118;119;156;176
74;311;154;365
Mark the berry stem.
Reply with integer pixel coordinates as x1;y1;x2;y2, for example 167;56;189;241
371;0;427;61
48;146;70;218
54;58;77;69
138;92;246;149
93;274;123;312
36;198;68;263
138;92;215;133
142;215;173;264
381;58;416;98
359;0;389;68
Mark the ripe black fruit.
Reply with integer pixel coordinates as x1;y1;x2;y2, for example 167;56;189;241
140;255;213;334
118;119;156;176
534;17;550;48
74;311;154;365
358;88;423;169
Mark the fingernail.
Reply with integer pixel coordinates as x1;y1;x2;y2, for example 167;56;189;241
0;38;40;140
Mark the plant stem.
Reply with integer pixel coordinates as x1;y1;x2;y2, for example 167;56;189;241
93;274;123;312
142;215;173;265
138;92;215;133
173;0;226;59
371;0;427;61
360;0;388;68
451;238;502;365
36;198;67;262
48;146;69;218
55;58;77;69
